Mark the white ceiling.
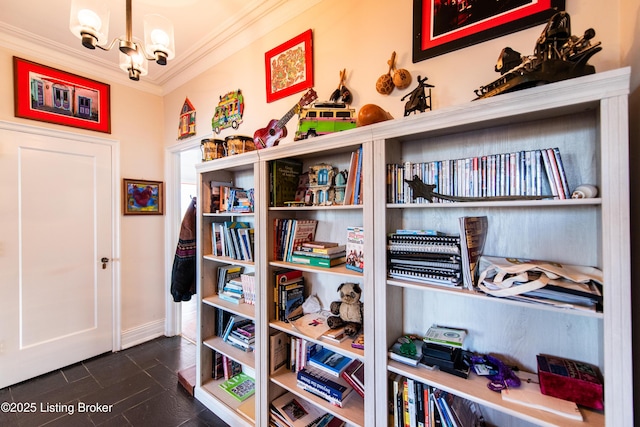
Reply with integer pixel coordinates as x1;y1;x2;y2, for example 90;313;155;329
0;0;321;94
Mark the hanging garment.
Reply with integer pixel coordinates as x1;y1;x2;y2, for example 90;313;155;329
171;197;197;302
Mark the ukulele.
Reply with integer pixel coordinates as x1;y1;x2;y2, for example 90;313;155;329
253;89;318;149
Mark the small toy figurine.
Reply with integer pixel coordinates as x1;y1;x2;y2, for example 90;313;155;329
307;163;337;205
327;282;363;336
401;75;435;116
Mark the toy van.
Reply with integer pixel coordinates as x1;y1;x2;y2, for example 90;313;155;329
211;90;244;134
294;102;356;140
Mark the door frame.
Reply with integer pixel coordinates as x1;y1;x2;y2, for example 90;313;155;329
164;137;201;336
0;120;121;351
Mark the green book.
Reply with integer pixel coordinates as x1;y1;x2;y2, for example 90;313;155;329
219;372;255;401
289;254;346;268
271;158;303;207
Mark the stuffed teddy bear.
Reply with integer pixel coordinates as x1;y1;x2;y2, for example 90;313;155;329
326;282;363;336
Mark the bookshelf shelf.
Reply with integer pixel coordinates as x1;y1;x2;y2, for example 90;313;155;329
388;361;604;427
271;371;365;427
194;68;631;426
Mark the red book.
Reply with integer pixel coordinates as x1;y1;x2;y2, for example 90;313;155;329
537;354;603;410
340;359;364;398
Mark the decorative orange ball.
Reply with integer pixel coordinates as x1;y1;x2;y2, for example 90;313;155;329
393;69;412;89
376;74;394;95
356;104;394;127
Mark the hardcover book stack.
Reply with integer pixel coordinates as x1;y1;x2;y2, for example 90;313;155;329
221;315;255;352
217;265;245;304
386;147;571;203
273;269;305;322
290;241;346;268
297;348;355;407
340;359;365;398
387;230;462;287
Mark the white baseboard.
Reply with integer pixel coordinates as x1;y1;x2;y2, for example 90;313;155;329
120;319;166;350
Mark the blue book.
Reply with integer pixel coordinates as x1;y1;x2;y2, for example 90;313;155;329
307;347;353;377
297;366;353;400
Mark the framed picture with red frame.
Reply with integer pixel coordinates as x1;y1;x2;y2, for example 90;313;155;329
412;0;565;62
13;57;111;134
264;29;313;103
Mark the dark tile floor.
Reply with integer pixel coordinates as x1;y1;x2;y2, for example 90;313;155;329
0;336;229;427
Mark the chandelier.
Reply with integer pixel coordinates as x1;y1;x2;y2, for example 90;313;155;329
69;0;175;81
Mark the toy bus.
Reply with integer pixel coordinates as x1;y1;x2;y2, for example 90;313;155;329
294;102;356;140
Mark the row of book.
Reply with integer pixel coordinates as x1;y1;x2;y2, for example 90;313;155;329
389;374;485;427
210;180;254;213
212;350;242;380
387;147;571;204
273;218;318;262
270;391;345;427
273;269;305;322
212;221;255;261
343;146;364;206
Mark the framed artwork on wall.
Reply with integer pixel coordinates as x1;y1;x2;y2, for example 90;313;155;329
123;179;164;215
412;0;565;62
265;29;313;103
13;57;111;133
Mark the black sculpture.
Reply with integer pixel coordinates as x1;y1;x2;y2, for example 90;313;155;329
401;75;435;116
474;11;602;100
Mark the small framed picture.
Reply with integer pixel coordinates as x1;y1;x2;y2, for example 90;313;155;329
13;57;111;133
265;29;313;103
123;179;164;215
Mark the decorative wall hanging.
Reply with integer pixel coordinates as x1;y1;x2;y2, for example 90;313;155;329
211;90;244;134
13;57;111;133
178;97;196;139
265;29;313;103
123;179;164;215
412;0;565;63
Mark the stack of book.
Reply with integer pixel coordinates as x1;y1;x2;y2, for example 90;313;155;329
270;391;345;427
387;230;462;287
288;336;323;373
210;181;255;213
290;241;347;268
222;315;255;352
421;325;470;379
273;269;305;322
297;365;354;407
340;359;365;398
217;265;244;303
307;347;353;378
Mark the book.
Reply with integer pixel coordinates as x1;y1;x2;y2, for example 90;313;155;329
281;282;305;322
424;325;467;348
292;250;347;260
343;150;358;205
271;391;327;427
388;335;424;367
321;326;347;343
307;348;353;377
345;226;364;272
219;372;255;402
217;265;244;295
351;332;364;350
296;244;347;255
270;331;290;375
537;354;603;410
352;146;363;205
301;241;339;249
285;219;318;262
289;254;347;268
297;366;353;401
458;216;488;290
341;359;364;398
290;311;332;339
502;376;583;421
271;158;303;207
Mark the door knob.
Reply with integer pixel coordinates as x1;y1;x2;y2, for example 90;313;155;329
101;257;109;269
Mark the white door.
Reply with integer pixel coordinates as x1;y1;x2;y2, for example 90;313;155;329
0;124;114;388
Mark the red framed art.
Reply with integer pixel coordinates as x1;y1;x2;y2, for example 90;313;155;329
265;29;313;103
13;57;111;133
412;0;565;62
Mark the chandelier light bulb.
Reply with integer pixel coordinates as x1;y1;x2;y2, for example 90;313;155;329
77;9;102;32
150;29;170;48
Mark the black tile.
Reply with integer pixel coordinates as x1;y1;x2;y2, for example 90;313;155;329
10;370;68;402
122;340;163;370
121;389;201;426
155;343;197;373
62;362;91;383
83;352;144;388
193;407;231;427
145;363;178;390
95;413;133;426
